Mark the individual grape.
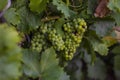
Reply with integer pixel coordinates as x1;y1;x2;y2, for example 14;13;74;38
40;23;48;34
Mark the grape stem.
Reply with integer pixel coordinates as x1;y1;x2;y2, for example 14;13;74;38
41;16;60;22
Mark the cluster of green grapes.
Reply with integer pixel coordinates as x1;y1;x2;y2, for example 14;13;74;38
31;32;45;52
31;18;87;60
63;18;87;60
48;29;65;51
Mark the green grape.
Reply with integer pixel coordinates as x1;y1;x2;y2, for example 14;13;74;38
31;32;44;52
40;24;48;34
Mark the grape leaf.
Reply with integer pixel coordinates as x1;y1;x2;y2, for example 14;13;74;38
11;0;26;10
108;0;120;13
4;8;20;25
17;6;40;33
52;0;70;18
82;38;96;64
112;46;120;55
111;12;120;26
94;43;109;55
114;55;120;70
114;55;120;80
108;0;120;26
91;21;115;37
87;0;98;14
22;49;40;78
0;24;22;80
54;18;65;36
29;0;48;13
65;58;83;80
0;0;7;11
86;30;109;56
102;36;117;47
87;58;107;80
40;47;70;80
115;70;120;80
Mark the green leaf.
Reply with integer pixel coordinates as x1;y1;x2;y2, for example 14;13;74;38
86;30;109;56
87;0;98;14
87;58;107;80
54;18;65;36
4;8;20;25
11;0;26;9
92;21;115;37
102;36;117;47
94;43;109;55
108;0;120;13
108;0;120;26
115;53;120;79
22;49;40;78
0;24;22;80
20;76;30;80
114;55;120;70
82;38;96;64
40;47;70;80
0;0;7;11
112;46;120;55
52;0;70;18
17;6;40;33
114;70;120;80
111;12;120;26
65;59;83;80
29;0;48;13
58;72;70;80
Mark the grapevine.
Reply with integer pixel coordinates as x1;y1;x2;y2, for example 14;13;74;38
1;0;120;80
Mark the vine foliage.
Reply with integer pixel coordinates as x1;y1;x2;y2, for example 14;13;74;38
0;0;120;80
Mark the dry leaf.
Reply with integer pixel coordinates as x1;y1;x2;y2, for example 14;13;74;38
114;27;120;42
94;0;109;18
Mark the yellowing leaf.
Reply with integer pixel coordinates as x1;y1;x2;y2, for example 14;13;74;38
102;36;117;47
29;0;48;13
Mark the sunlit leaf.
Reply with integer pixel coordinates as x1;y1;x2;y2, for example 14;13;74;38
102;36;117;47
29;0;48;13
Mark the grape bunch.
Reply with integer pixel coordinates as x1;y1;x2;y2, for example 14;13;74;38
62;18;87;60
31;18;87;61
31;32;45;52
48;29;65;51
